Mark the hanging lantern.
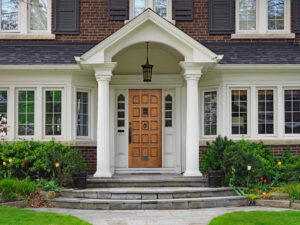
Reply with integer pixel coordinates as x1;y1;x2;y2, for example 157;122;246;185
141;42;153;82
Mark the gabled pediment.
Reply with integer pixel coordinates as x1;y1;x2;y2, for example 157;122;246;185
76;9;223;66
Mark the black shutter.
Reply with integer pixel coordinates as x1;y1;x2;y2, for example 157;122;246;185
174;0;193;21
294;0;300;33
108;0;129;20
53;0;80;34
209;0;234;34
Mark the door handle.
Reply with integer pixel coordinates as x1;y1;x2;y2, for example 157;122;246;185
129;122;132;144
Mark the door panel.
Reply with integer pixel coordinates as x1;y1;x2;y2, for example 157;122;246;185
129;89;162;168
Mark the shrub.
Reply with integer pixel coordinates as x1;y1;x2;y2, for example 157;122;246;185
284;183;300;202
0;139;88;186
201;136;300;187
0;178;36;201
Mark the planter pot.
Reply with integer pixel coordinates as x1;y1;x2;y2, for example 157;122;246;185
207;170;222;188
72;172;87;189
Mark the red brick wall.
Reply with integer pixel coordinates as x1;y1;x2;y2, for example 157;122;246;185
2;0;299;43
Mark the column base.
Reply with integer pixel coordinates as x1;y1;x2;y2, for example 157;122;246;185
93;171;112;178
183;170;203;177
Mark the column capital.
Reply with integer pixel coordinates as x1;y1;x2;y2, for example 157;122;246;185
179;62;204;81
92;62;117;81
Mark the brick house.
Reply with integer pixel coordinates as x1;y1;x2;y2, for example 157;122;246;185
0;0;300;178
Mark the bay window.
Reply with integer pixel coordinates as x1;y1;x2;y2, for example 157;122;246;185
236;0;291;35
231;90;248;135
284;89;300;134
18;90;35;136
45;90;62;136
258;90;274;134
0;0;51;34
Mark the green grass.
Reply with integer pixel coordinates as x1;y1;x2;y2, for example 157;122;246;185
0;206;91;225
209;211;300;225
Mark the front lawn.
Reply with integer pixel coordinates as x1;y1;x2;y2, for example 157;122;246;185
0;206;90;225
209;211;300;225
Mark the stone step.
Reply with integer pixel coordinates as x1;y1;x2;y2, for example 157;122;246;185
61;187;234;200
49;196;249;210
87;175;208;188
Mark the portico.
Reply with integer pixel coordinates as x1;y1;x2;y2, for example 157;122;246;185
75;9;222;177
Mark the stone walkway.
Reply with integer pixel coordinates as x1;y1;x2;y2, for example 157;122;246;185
31;206;293;225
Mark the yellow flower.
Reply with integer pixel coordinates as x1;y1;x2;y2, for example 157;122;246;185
55;163;60;168
8;158;12;163
3;161;6;166
278;161;282;166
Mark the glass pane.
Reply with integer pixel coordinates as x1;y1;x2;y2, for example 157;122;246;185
118;94;125;101
18;90;35;136
77;92;88;136
231;90;247;135
239;0;256;30
30;0;48;30
45;91;61;136
155;0;167;17
268;0;284;30
285;90;300;134
135;0;146;16
1;0;18;30
204;91;217;135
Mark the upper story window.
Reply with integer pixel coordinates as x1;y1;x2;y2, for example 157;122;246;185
236;0;291;34
0;0;51;35
130;0;172;20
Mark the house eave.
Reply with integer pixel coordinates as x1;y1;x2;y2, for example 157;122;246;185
214;64;300;72
0;64;81;71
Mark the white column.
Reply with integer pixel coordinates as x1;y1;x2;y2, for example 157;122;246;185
93;63;117;178
184;74;203;177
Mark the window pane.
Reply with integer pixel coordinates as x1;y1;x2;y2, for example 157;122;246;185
135;0;146;16
1;0;18;30
165;94;173;127
239;0;256;30
268;0;284;30
155;0;167;17
45;91;61;136
258;90;274;134
30;0;48;30
0;90;7;119
18;91;35;136
204;91;217;135
77;92;88;136
285;90;300;134
231;90;247;135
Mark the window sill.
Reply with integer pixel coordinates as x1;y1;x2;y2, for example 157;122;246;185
0;33;56;40
231;33;295;39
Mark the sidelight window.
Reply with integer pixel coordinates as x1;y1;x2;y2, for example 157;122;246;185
76;92;88;137
204;91;217;136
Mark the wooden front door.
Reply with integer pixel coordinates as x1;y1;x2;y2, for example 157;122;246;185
128;89;162;168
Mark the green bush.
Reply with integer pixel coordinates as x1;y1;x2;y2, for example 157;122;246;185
36;179;61;193
284;183;300;202
0;139;88;186
201;136;300;187
0;178;36;201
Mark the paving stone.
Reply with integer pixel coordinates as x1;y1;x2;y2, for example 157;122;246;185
126;194;141;200
98;193;112;199
291;202;300;210
158;193;172;199
255;199;290;208
142;203;157;209
158;202;173;209
84;192;98;198
142;193;157;200
112;194;127;199
172;201;188;209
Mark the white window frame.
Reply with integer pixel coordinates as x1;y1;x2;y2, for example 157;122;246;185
75;88;91;140
129;0;173;21
0;0;51;34
43;88;64;138
283;87;300;137
235;0;291;34
229;87;250;137
16;88;36;138
257;87;277;137
201;88;218;138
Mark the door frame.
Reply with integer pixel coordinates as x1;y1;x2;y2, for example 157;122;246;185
110;82;183;174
